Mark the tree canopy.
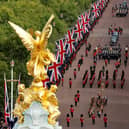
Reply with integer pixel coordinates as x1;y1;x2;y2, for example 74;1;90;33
0;0;93;112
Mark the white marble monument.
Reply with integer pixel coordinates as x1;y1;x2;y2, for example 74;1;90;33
13;102;62;129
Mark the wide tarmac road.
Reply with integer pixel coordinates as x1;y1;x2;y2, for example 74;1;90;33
57;0;129;129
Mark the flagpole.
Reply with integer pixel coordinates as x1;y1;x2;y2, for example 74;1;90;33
10;60;14;120
4;73;6;123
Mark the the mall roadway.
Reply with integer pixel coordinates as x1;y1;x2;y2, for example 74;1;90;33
56;0;129;129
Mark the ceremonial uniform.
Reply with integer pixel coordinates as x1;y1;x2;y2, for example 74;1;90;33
74;95;78;107
113;79;116;88
121;78;125;88
92;114;96;125
82;70;88;88
121;70;125;80
105;59;108;66
81;55;84;65
78;63;80;71
73;68;77;80
69;78;72;88
66;114;70;127
103;114;108;128
124;59;127;67
80;114;84;127
70;105;74;118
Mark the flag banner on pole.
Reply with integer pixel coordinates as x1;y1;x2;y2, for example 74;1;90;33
78;12;91;35
91;2;100;20
74;20;84;42
4;77;10;124
55;38;67;65
47;60;62;83
46;0;109;86
65;28;75;54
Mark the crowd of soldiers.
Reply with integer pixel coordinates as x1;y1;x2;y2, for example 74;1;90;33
66;89;108;128
108;24;123;35
112;0;128;17
88;93;108;119
92;45;121;60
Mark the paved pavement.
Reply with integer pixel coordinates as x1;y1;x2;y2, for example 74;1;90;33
57;0;129;129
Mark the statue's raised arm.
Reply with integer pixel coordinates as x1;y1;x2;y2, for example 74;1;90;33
8;15;55;86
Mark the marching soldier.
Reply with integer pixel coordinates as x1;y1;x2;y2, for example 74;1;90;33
80;114;84;127
74;95;78;107
81;55;84;65
98;70;102;88
124;58;127;67
103;113;108;128
66;114;70;127
105;59;108;66
91;113;96;125
69;78;72;88
113;79;116;88
82;70;88;88
70;105;74;118
121;70;125;80
102;65;105;77
73;68;77;80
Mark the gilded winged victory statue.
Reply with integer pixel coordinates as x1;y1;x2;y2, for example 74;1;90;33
8;14;55;86
8;15;61;126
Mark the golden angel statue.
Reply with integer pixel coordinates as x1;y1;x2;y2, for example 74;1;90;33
8;15;55;86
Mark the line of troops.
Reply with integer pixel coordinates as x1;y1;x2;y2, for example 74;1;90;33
112;1;128;17
93;46;121;60
88;93;108;119
82;66;125;89
108;25;123;35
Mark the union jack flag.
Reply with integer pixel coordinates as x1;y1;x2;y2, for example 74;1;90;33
56;38;67;65
4;77;10;124
74;20;84;42
91;2;100;19
78;11;91;34
99;0;105;9
65;28;75;54
47;61;62;82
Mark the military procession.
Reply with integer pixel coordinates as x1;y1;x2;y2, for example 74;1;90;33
0;0;129;129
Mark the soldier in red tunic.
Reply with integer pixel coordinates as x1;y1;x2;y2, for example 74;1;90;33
74;95;78;107
105;59;108;66
77;90;80;102
70;105;74;118
69;78;72;88
78;63;80;71
80;114;84;127
73;68;77;80
103;113;108;128
91;113;96;125
66;114;70;127
81;55;84;65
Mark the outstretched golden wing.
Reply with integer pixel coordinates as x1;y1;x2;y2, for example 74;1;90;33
8;21;35;51
40;14;55;49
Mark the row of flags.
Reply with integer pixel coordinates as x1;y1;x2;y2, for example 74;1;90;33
44;0;109;87
4;0;109;126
